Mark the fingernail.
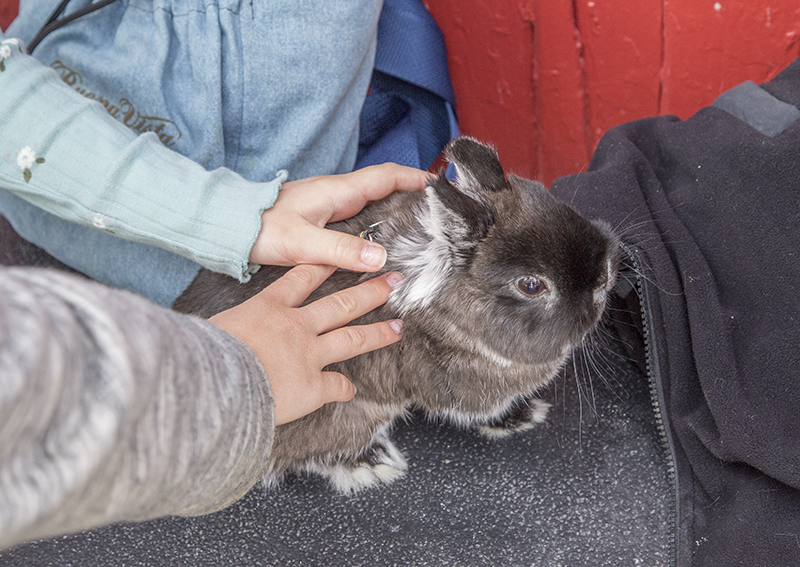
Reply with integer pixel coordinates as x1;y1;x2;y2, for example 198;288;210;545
361;244;386;268
385;271;405;288
388;319;403;335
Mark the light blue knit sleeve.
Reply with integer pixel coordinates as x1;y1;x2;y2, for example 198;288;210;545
0;37;282;282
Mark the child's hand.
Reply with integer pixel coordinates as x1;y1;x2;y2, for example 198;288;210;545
209;264;404;426
250;163;429;271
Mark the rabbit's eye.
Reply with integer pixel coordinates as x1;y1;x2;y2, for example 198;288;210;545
515;276;548;297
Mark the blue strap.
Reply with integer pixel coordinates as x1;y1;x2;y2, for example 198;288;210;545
356;0;460;172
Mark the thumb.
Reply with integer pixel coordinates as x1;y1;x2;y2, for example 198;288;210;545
273;372;357;426
320;371;358;404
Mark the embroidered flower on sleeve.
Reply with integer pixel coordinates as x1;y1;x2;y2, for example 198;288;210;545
91;214;107;229
16;146;45;183
0;38;23;72
87;212;117;233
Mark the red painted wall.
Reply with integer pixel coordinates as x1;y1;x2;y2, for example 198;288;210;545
426;0;800;185
4;1;800;185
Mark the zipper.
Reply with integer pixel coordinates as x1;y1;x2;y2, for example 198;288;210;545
620;241;680;567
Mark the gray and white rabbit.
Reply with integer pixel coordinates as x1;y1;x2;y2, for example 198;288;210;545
175;137;621;494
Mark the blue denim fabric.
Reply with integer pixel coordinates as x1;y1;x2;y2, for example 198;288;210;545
9;0;379;179
2;0;380;305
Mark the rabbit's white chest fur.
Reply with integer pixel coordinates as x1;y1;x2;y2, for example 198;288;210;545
387;226;451;313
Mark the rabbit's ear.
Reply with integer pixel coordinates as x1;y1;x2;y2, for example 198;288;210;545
445;137;508;195
507;174;550;207
424;138;507;246
427;172;496;246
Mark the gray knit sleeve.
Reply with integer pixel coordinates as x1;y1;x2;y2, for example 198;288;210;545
0;267;275;550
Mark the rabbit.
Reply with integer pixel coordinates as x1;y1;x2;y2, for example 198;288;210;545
173;137;622;494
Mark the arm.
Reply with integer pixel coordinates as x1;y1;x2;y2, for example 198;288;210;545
0;263;402;550
0;267;275;549
0;37;280;281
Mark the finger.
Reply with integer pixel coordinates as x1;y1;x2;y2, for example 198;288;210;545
273;371;357;426
318;319;403;366
288;224;388;271
263;264;337;307
304;272;404;333
345;162;431;196
325;163;431;222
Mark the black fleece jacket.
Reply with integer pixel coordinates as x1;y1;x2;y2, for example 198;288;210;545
550;59;800;567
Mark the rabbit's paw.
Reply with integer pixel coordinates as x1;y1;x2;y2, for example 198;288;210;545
475;396;551;439
307;436;408;495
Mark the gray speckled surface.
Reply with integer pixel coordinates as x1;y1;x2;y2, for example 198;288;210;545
0;328;671;566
